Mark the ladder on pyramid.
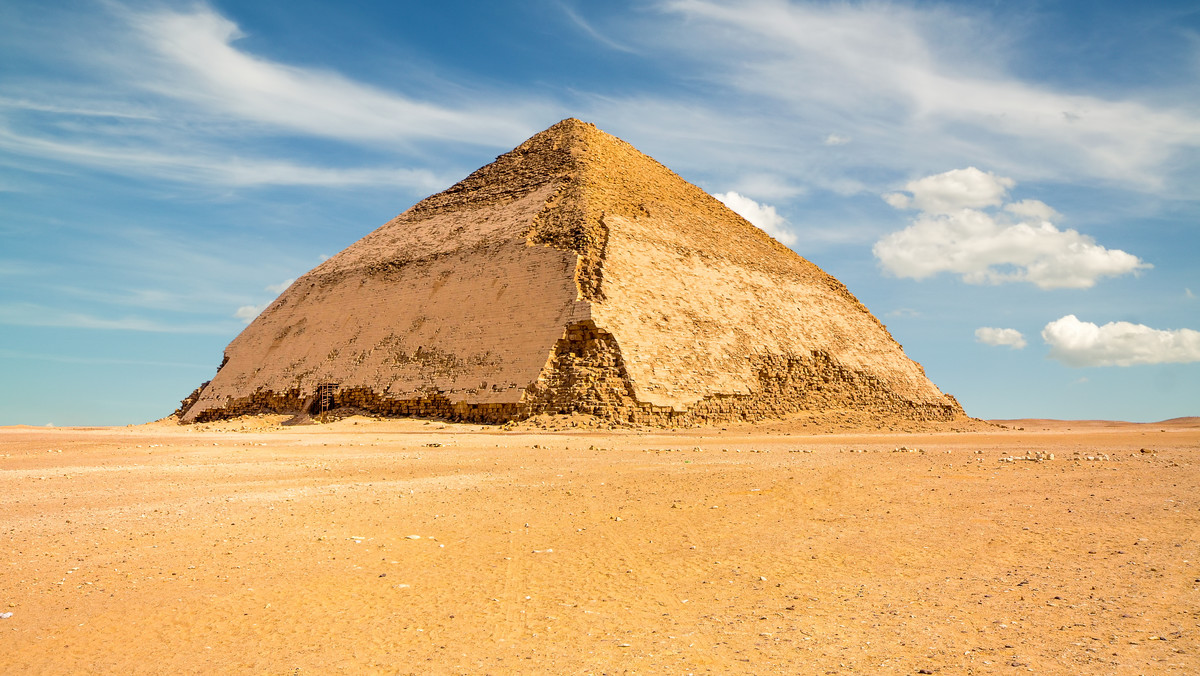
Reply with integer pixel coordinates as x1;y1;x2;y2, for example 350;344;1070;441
316;383;338;414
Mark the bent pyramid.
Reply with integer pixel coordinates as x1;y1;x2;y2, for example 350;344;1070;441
179;119;964;425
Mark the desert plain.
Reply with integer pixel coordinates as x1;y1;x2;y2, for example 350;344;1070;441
1;414;1197;674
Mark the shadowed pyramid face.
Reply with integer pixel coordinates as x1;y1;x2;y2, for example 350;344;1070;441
180;119;963;425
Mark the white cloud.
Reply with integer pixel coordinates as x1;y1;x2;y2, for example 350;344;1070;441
728;173;805;200
975;327;1027;349
265;278;295;294
823;133;851;146
652;0;1200;192
0;4;546;191
126;6;541;146
882;192;912;210
1004;199;1061;222
1186;288;1196;299
1042;315;1200;367
234;304;266;324
713;191;797;245
874;169;1150;289
884;167;1013;214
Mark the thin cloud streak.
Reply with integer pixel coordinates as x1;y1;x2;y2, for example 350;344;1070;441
0;96;159;120
0;348;211;369
0;126;451;189
0;303;234;334
557;2;640;54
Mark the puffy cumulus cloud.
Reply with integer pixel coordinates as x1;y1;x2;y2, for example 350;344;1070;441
713;191;797;245
883;167;1014;214
1042;315;1200;367
874;169;1150;289
975;327;1027;349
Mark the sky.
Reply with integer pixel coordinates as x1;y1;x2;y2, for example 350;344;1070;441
1;0;1197;425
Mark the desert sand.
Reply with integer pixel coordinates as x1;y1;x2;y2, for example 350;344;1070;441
1;416;1197;674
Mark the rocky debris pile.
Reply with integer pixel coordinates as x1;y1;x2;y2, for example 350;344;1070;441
998;451;1055;462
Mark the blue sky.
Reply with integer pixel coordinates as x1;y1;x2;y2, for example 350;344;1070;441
2;0;1197;425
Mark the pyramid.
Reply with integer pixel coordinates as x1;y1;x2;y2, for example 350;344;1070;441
179;119;964;425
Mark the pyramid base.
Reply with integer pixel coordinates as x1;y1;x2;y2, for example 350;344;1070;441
179;345;963;428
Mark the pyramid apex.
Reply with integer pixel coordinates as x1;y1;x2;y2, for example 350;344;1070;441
550;117;595;129
522;117;604;146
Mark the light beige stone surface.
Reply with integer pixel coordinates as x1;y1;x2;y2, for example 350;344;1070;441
182;119;963;425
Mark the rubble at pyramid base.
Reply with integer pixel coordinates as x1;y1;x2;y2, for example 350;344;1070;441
181;321;961;426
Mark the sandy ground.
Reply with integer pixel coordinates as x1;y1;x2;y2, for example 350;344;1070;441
1;416;1197;674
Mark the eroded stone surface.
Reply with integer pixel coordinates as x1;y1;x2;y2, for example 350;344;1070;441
181;119;964;425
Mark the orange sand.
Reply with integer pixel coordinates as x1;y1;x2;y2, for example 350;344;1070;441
2;416;1197;674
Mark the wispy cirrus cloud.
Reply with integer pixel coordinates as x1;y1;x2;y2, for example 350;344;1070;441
0;3;550;190
0;303;232;334
0;96;159;120
7;0;1198;204
0;125;452;188
648;0;1200;193
122;5;546;146
556;2;640;54
0;348;210;369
